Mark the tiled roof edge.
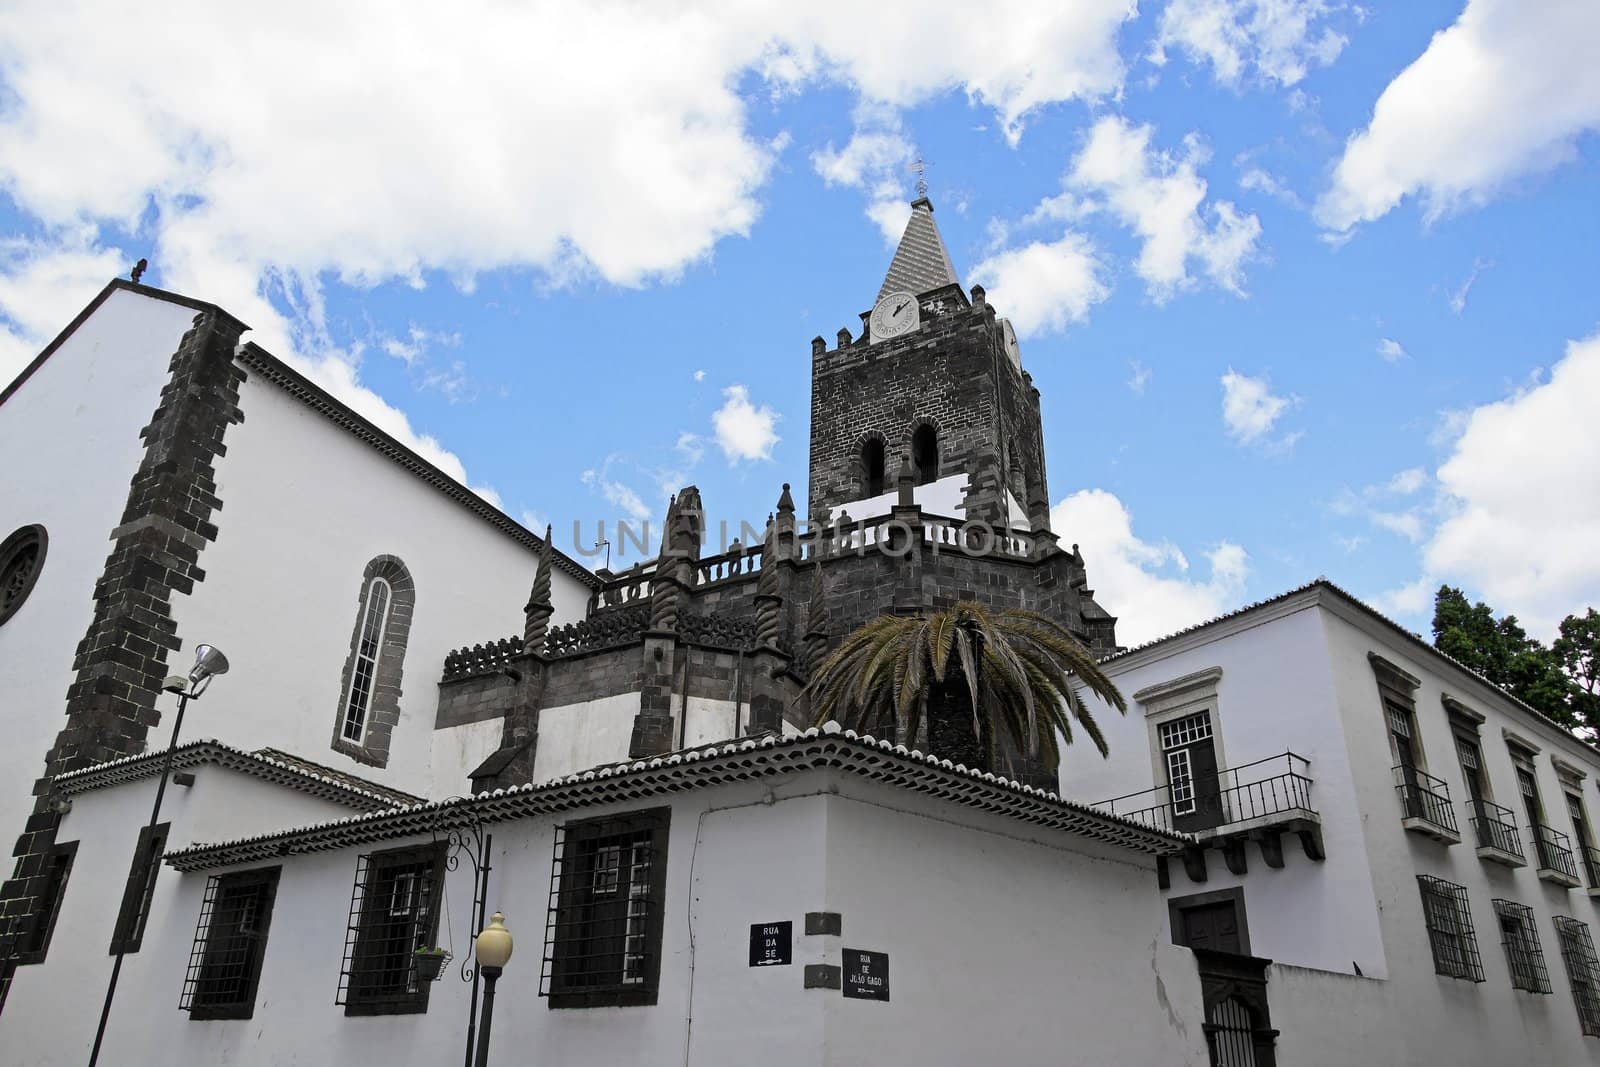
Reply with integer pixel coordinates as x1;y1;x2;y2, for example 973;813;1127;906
164;724;1188;871
54;739;416;812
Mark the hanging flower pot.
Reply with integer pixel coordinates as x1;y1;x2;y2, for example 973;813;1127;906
413;947;453;982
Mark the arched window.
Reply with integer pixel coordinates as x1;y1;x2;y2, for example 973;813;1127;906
862;437;886;497
912;424;939;486
333;556;414;767
0;525;47;628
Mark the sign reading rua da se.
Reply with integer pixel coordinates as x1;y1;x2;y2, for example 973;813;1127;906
749;921;792;967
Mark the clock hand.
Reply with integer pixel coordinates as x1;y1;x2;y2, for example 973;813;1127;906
893;300;909;315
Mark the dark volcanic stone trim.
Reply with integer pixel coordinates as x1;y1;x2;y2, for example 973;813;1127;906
235;342;596;588
331;556;415;768
0;305;247;997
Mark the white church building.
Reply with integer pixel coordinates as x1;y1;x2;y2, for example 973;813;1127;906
1;201;1597;1065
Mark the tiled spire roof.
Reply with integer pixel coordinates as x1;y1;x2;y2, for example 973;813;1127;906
876;197;960;302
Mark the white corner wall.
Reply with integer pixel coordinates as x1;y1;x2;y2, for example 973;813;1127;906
0;290;199;853
169;369;590;797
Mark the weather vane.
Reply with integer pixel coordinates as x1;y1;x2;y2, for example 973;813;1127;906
909;156;930;198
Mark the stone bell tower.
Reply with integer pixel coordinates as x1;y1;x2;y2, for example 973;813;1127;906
807;197;1051;534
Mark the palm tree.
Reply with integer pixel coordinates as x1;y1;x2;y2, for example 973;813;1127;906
803;601;1126;773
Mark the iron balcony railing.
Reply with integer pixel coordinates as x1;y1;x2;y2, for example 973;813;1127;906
1533;823;1580;881
1395;765;1459;836
1583;846;1600;890
1467;798;1524;858
1096;752;1314;835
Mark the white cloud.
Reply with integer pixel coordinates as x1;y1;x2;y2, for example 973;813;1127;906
1237;166;1304;208
812;104;917;245
1127;359;1153;394
693;369;707;382
0;232;128;388
1383;467;1427;496
711;385;780;463
1052;489;1250;646
1449;257;1491;314
970;233;1109;338
1152;0;1349;89
1316;0;1600;233
0;0;1140;489
1377;337;1406;362
1370;509;1424;544
1068;117;1262;300
1220;368;1297;446
1421;330;1600;637
581;466;653;523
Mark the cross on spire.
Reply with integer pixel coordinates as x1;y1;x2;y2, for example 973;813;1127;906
909;156;930;199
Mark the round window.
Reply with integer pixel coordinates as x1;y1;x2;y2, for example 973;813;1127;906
0;525;47;626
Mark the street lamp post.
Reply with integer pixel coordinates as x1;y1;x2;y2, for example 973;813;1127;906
87;644;229;1067
472;912;513;1067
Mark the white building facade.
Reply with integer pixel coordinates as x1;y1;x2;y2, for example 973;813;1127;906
1059;580;1600;1066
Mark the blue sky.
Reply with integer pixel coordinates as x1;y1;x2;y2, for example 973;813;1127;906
1;1;1597;645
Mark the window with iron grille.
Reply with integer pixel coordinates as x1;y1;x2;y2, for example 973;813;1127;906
180;867;280;1020
1493;899;1552;994
1417;875;1484;982
541;807;669;1008
1555;916;1600;1036
15;840;77;965
111;822;169;954
336;844;446;1015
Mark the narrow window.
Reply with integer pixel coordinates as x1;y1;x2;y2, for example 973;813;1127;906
1568;791;1600;889
342;577;392;743
111;822;170;954
1555;916;1600;1036
1417;875;1484;982
1492;899;1551;994
862;438;886;497
336;845;445;1015
332;556;414;767
181;867;281;1020
1159;712;1223;832
911;424;938;485
15;840;77;964
542;808;669;1008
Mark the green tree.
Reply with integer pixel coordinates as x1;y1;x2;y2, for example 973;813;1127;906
802;600;1126;773
1554;609;1600;733
1431;586;1576;728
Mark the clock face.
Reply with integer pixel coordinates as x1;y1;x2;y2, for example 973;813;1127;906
870;290;921;341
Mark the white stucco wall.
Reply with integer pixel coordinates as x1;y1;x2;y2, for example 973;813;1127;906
0;768;1206;1066
0;290;199;859
168;368;590;798
0;764;368;1061
529;695;640;782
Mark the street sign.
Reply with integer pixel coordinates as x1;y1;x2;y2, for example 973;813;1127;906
841;948;889;1001
749;921;792;967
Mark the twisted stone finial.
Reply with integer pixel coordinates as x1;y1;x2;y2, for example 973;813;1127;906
803;563;830;674
523;524;555;652
755;517;782;648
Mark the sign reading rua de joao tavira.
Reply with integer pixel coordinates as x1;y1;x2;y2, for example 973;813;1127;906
842;948;889;1001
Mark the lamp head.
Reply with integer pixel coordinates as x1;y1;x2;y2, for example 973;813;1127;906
190;644;230;685
475;911;514;970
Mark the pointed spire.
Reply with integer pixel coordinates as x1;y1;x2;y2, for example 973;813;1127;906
755;516;783;649
523;525;555;652
877;198;960;302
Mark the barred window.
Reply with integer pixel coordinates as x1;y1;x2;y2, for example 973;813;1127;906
111;822;169;954
541;808;669;1008
181;867;280;1020
336;844;445;1015
1555;916;1600;1036
1493;899;1551;994
15;840;77;964
1418;875;1484;982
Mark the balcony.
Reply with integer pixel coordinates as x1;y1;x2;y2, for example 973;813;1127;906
1467;798;1526;868
1395;766;1461;844
1533;823;1582;888
1583;846;1600;898
1097;753;1324;879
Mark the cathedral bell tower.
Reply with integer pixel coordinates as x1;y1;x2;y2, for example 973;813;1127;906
807;197;1050;535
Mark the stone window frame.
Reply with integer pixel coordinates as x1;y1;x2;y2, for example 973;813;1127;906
1134;667;1229;799
853;430;889;498
0;523;48;627
908;417;941;486
332;555;414;768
